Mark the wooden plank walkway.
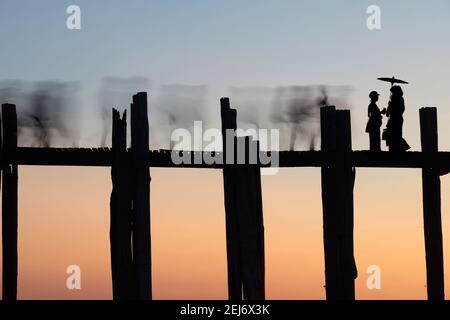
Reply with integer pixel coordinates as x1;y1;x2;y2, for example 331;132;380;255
4;148;450;173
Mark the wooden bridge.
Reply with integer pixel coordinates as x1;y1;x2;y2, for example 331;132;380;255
1;93;449;300
3;147;450;170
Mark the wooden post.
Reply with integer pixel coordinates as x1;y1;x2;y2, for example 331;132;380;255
130;92;152;299
320;106;338;299
1;104;18;300
334;110;356;299
221;98;265;300
110;109;134;299
220;98;242;300
251;138;265;300
235;137;265;300
0;104;2;195
320;107;356;300
420;107;444;300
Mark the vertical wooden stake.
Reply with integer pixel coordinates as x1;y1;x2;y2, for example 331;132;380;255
0;104;2;197
420;107;444;300
235;137;265;300
220;98;242;300
2;103;18;300
110;109;133;299
320;106;338;299
320;107;356;300
335;110;356;299
131;92;152;299
221;98;265;300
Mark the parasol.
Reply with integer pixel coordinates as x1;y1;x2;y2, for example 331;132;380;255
377;76;409;86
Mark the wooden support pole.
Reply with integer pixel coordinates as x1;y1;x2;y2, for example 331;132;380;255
320;106;338;299
220;97;242;300
235;137;265;300
110;109;134;299
131;92;152;299
0;105;2;195
420;107;444;300
221;98;265;300
1;104;18;300
334;110;356;299
320;107;356;300
251;139;265;300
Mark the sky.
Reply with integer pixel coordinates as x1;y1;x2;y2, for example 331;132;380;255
0;0;450;299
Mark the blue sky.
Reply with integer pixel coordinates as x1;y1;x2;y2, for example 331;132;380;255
0;0;449;149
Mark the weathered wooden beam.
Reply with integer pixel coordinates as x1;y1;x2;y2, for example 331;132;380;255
320;106;338;300
0;103;2;192
351;151;449;170
221;99;265;300
5;148;450;171
221;97;242;300
130;92;152;299
110;109;134;299
420;107;444;300
320;107;356;300
334;110;356;300
11;147;112;166
1;103;18;300
235;137;265;300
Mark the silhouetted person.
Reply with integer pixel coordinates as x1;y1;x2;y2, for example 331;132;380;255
365;91;382;151
381;85;410;152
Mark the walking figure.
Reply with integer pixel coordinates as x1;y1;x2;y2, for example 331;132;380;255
365;91;382;151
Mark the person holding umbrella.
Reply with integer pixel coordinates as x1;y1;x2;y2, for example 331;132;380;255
377;76;411;152
365;90;383;151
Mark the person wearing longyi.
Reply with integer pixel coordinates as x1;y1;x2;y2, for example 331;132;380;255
366;91;382;151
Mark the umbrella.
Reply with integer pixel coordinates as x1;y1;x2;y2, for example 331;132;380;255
377;76;409;86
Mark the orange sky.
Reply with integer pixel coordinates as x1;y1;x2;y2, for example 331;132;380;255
1;166;449;300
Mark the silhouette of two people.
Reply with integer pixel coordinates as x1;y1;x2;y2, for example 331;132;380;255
366;86;410;152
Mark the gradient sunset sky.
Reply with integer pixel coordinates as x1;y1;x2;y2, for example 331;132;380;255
0;0;450;299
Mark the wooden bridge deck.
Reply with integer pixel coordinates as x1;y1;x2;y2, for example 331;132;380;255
2;147;450;173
